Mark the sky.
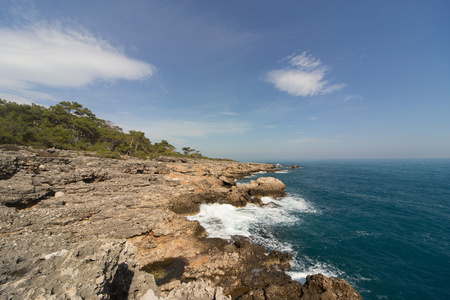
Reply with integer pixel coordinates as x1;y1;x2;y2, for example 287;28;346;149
1;0;449;161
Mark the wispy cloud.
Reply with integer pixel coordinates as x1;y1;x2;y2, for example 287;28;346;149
219;111;239;116
308;116;318;120
0;20;155;101
343;94;363;102
266;52;345;97
0;92;37;105
0;89;57;105
288;136;339;144
288;137;322;144
128;119;250;144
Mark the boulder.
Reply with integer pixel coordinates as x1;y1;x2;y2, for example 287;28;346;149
300;274;363;300
243;177;286;198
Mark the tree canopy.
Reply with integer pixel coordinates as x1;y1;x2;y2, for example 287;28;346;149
0;99;206;159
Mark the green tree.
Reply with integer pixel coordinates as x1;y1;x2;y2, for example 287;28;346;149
182;147;195;155
125;130;153;157
155;140;176;156
0;99;206;159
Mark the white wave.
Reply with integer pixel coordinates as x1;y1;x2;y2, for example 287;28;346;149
187;202;294;240
350;274;374;282
241;173;260;180
188;194;316;243
250;228;294;252
188;194;340;287
356;231;381;238
187;204;254;238
287;257;345;284
261;196;275;204
275;170;290;174
262;195;317;213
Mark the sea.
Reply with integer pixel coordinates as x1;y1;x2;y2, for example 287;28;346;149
188;159;450;300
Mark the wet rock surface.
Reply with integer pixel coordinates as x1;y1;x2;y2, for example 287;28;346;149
0;147;362;299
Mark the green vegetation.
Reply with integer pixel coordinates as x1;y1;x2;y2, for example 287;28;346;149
182;146;204;158
0;99;207;159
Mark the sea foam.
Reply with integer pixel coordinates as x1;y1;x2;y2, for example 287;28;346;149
187;194;316;250
286;257;345;284
186;192;347;284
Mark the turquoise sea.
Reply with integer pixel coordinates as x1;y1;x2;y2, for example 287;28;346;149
189;159;450;299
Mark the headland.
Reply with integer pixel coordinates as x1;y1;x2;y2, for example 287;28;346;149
0;145;362;299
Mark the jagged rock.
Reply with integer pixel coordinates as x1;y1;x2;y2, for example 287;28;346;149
264;282;303;299
0;172;54;208
0;154;19;179
241;177;286;198
156;156;188;163
161;279;231;300
300;274;363;300
218;175;236;187
0;239;157;300
155;163;171;175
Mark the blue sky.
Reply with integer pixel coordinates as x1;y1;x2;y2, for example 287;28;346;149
1;0;449;160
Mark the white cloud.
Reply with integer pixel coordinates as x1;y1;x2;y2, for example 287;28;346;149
0;92;36;105
308;116;318;120
219;111;239;116
1;87;58;103
267;52;345;97
288;137;321;144
343;94;363;102
0;21;155;100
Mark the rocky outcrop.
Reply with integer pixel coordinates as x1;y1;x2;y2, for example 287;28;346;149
0;238;156;300
0;146;362;299
240;177;286;198
300;274;363;300
159;279;231;300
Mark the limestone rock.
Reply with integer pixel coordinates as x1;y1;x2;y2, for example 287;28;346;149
242;177;286;198
0;147;361;299
0;239;157;300
300;274;363;300
162;279;231;300
0;154;19;179
0;172;54;208
218;175;236;187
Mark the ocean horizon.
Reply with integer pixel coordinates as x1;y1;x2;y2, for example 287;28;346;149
189;158;450;299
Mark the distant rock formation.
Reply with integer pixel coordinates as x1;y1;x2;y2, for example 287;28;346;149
0;146;362;299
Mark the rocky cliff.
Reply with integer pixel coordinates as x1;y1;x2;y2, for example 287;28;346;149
0;145;362;299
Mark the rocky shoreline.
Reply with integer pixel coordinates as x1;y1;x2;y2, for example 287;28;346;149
0;145;362;299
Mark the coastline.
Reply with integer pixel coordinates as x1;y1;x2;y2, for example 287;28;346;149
0;146;362;299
